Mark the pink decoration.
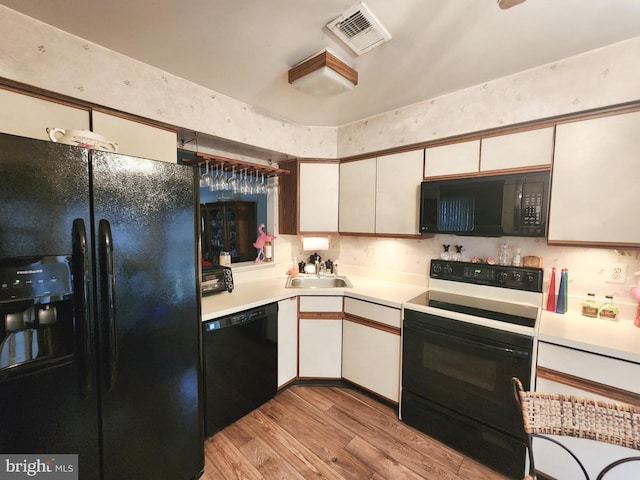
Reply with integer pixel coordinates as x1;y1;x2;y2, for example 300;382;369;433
253;224;276;262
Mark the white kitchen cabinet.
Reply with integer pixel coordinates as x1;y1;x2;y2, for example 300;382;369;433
342;298;402;402
480;127;554;172
298;295;342;378
298;161;340;233
534;342;640;480
277;296;298;388
338;150;423;235
548;110;640;246
375;150;423;235
0;87;90;141
339;158;376;233
424;140;480;177
91;110;177;163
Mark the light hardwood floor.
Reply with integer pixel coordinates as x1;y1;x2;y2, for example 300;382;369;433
202;386;510;480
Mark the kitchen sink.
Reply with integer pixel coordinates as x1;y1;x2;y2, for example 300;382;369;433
285;275;353;289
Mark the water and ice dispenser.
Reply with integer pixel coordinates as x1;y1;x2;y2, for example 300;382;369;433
0;256;75;374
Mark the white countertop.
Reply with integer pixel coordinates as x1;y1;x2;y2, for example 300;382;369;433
538;309;640;364
201;273;640;365
200;274;426;321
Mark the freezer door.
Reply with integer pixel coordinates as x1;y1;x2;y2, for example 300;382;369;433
90;151;203;479
0;133;100;475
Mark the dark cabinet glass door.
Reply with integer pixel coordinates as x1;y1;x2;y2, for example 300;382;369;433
201;201;257;264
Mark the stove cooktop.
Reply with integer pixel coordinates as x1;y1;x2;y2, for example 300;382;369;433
407;290;539;328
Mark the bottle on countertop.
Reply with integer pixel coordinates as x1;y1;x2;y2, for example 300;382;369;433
581;293;599;318
292;257;299;278
599;295;618;320
264;241;273;262
499;243;510;266
555;268;567;314
512;248;521;267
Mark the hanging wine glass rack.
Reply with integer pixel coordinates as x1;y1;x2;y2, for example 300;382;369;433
182;152;290;177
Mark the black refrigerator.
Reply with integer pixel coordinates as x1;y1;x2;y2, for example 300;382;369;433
0;133;204;479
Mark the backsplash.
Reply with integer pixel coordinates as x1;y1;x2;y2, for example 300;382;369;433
278;234;640;320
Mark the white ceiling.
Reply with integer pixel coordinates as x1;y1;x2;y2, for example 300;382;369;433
3;0;640;127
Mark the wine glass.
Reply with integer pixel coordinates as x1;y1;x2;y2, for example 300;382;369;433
200;161;212;188
215;163;225;191
227;166;237;193
259;173;267;194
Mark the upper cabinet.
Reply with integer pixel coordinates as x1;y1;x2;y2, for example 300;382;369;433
424;127;554;178
91;111;177;163
0;87;90;141
376;151;424;235
480;127;554;172
548;110;640;246
339;150;423;236
424;140;479;178
279;160;339;234
339;158;376;233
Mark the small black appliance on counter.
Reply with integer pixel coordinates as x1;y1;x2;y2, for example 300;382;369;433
202;265;234;296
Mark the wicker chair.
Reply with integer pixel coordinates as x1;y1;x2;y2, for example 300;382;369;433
511;377;640;480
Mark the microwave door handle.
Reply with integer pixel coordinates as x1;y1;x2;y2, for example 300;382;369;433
514;180;523;228
72;219;93;398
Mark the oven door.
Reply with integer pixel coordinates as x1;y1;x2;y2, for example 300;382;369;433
402;309;532;436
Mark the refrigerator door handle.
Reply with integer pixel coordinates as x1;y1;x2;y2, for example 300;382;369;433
98;219;118;391
72;219;93;398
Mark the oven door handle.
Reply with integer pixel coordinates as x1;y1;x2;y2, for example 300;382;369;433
479;342;529;358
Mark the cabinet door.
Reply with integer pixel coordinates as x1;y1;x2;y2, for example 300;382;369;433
375;150;424;234
536;343;640;480
92;110;177;163
299;162;339;232
342;320;400;402
298;319;342;378
425;140;480;177
549;111;640;245
339;158;376;233
0;88;90;141
480;127;554;172
277;297;298;388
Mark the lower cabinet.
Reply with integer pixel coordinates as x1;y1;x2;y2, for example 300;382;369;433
277;297;298;388
298;296;343;378
535;342;640;480
342;298;402;402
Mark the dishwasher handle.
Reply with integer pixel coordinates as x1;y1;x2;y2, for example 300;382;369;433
205;308;267;332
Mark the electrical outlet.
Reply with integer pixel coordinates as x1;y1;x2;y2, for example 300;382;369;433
366;246;376;257
606;263;627;284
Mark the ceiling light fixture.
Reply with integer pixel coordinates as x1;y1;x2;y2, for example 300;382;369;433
288;50;358;97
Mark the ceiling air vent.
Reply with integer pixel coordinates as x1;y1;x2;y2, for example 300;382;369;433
327;2;391;56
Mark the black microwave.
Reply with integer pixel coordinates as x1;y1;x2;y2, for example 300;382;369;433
419;171;550;237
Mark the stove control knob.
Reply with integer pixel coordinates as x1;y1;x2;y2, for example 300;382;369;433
512;272;522;282
497;271;508;283
525;273;535;284
443;264;453;274
432;264;442;274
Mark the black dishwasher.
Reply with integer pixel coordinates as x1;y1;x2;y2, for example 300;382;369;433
203;302;278;436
